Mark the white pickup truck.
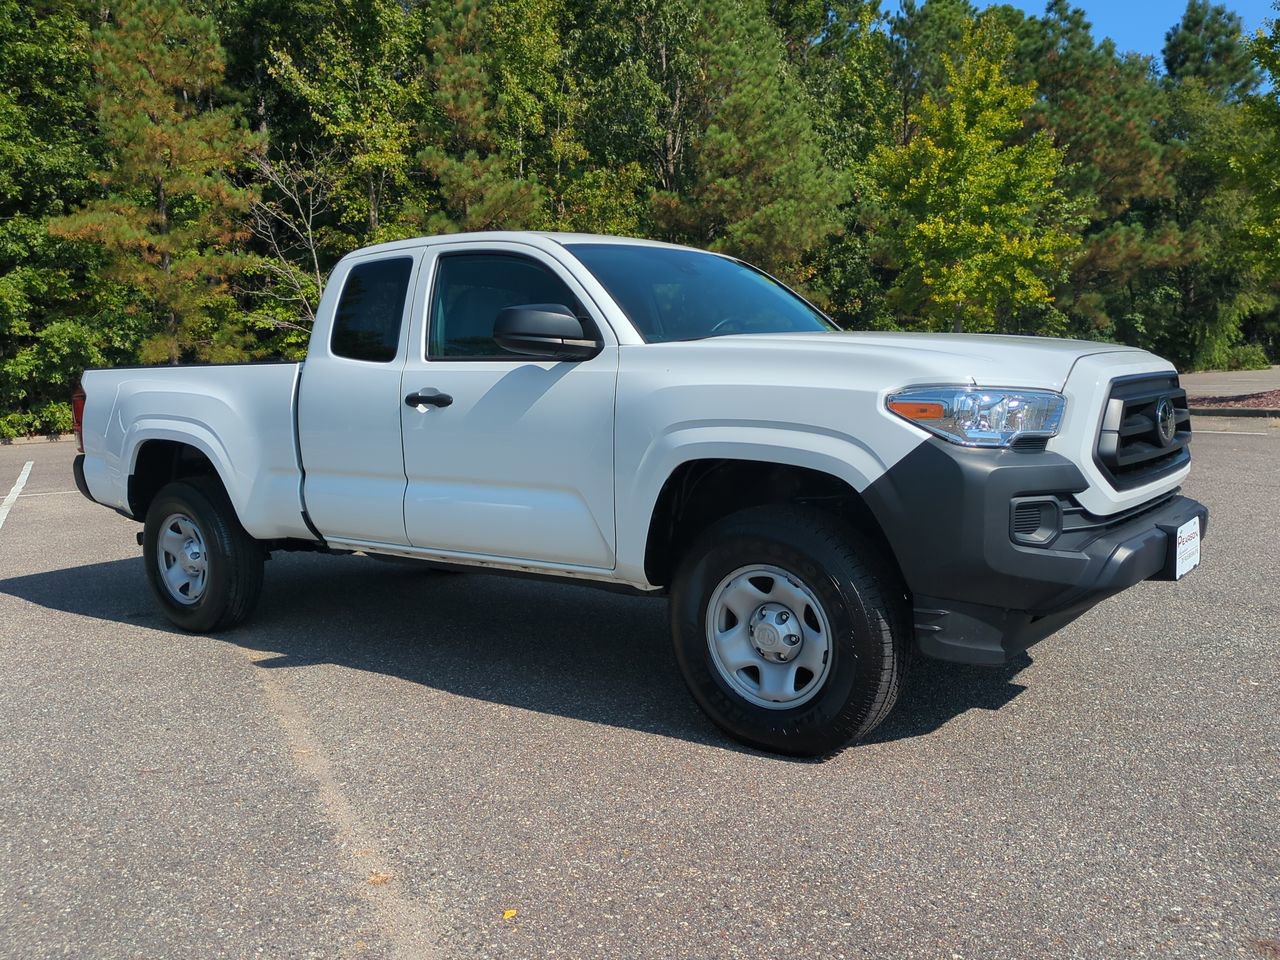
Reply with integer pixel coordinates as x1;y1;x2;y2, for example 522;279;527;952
73;231;1207;755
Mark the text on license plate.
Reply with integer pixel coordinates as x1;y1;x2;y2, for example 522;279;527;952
1175;517;1201;579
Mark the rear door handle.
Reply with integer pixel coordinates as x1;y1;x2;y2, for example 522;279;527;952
405;388;453;408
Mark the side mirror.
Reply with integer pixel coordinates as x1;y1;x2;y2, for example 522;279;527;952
494;304;602;360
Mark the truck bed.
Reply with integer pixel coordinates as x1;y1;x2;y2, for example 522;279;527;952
79;361;314;541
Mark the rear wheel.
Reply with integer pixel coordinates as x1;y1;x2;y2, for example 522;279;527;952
670;506;907;757
143;478;264;632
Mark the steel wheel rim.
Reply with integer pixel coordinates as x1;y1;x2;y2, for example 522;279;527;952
156;513;209;606
705;563;834;710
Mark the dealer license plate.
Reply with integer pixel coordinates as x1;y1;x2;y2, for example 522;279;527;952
1174;517;1201;579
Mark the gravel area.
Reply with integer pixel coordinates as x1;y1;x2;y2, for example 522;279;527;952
1188;388;1280;409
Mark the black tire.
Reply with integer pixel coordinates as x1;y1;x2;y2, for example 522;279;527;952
670;505;908;757
143;477;264;632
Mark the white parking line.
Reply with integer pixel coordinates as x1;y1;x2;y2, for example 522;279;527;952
0;460;34;534
17;489;79;498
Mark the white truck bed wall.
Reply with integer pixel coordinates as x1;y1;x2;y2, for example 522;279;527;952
80;362;313;541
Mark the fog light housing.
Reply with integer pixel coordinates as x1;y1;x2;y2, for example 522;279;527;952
1010;497;1062;547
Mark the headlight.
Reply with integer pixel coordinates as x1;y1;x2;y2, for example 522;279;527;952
886;386;1066;447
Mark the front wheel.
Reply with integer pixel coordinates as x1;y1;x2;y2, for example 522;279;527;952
670;506;908;757
143;478;264;632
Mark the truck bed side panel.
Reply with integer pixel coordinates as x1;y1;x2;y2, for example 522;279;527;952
80;362;311;540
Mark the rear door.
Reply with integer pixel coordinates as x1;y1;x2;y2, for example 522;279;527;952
297;250;421;545
399;241;619;569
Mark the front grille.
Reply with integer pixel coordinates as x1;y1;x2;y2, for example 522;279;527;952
1061;490;1178;534
1095;373;1191;490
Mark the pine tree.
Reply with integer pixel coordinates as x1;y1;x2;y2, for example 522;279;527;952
1163;0;1259;102
49;0;260;365
1007;1;1182;340
867;17;1080;333
571;0;844;280
768;0;897;322
412;0;551;233
890;0;976;145
658;0;845;276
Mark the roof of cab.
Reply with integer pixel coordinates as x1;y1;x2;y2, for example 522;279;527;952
339;230;701;261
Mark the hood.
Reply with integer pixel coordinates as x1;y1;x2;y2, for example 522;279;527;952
698;331;1148;392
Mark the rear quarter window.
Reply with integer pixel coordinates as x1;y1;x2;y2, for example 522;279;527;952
331;257;414;363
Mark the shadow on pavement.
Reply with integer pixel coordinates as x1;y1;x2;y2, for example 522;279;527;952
0;552;1030;754
866;654;1029;744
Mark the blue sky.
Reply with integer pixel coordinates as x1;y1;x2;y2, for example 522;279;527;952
972;0;1276;61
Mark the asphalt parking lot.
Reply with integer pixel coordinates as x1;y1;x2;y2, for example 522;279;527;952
1;425;1276;960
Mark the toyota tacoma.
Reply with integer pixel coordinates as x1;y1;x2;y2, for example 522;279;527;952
72;232;1207;756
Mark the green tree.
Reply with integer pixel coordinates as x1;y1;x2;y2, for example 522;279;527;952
409;0;645;236
49;0;261;365
568;0;703;191
1143;2;1277;369
411;0;551;233
769;1;898;321
1138;78;1271;368
867;17;1079;333
659;0;845;275
269;0;423;241
208;0;386;354
1006;2;1181;341
1234;3;1280;339
571;0;844;280
0;0;109;435
195;0;331;136
1163;0;1259;101
890;0;975;144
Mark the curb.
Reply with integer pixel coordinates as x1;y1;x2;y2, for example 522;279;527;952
0;433;76;446
1189;407;1280;418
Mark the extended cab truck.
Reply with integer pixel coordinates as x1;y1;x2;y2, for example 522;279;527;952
72;232;1207;756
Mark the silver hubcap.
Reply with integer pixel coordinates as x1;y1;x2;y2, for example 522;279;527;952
156;513;208;605
705;564;833;710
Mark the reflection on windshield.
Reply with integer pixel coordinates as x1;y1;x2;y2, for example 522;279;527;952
566;243;834;344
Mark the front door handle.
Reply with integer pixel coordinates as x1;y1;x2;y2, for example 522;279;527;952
405;388;453;409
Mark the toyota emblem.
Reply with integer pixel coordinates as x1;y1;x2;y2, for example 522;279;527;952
1155;398;1177;446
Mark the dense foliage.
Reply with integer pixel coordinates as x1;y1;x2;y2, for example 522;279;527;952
1;0;1277;436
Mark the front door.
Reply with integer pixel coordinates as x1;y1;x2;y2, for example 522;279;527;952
399;243;618;569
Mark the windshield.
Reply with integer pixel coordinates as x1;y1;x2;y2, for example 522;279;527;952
566;243;834;343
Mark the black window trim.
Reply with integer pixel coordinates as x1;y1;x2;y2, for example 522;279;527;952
423;249;605;363
328;253;418;364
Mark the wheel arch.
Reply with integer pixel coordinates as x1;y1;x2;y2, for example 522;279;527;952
641;457;908;592
127;435;234;522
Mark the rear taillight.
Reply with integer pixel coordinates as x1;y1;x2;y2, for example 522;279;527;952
72;384;86;452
